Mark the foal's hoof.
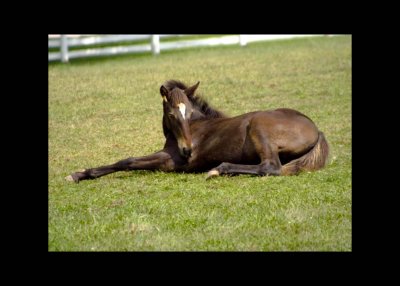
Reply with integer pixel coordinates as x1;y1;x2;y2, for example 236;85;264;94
206;169;220;180
65;175;75;182
65;169;86;183
65;173;80;183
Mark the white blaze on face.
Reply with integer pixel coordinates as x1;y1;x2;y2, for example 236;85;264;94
177;103;186;119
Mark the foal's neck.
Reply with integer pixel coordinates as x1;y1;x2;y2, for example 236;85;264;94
190;97;226;120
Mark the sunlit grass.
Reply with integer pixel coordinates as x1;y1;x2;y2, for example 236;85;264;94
49;35;351;251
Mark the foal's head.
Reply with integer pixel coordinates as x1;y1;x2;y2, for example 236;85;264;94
160;81;200;158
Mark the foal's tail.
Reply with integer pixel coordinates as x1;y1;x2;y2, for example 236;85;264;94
281;131;329;176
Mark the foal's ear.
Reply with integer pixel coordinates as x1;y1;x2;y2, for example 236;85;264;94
160;85;169;102
185;81;200;98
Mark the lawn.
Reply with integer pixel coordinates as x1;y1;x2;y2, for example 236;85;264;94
48;35;351;251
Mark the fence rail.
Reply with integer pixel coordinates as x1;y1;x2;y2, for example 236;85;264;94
48;34;323;63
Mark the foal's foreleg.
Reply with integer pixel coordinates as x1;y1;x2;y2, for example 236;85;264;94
206;160;281;179
66;151;174;183
207;123;282;179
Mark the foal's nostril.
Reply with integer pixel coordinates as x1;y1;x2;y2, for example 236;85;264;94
182;147;192;157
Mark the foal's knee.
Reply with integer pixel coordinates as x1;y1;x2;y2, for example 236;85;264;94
258;161;281;176
115;158;136;170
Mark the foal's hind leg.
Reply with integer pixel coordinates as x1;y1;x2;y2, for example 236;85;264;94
207;125;282;179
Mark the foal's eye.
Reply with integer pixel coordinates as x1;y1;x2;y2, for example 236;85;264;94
168;112;175;118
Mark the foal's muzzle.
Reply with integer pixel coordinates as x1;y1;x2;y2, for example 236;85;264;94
182;147;192;158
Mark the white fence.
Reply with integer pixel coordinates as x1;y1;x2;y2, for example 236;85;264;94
48;34;323;63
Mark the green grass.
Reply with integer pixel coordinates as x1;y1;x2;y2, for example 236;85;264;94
48;35;352;251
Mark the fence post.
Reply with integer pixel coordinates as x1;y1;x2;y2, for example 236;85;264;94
151;35;160;55
61;35;69;63
239;35;247;46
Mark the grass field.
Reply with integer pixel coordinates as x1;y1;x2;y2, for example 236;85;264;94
48;35;352;251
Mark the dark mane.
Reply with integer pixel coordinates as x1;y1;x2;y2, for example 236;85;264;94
163;80;226;119
190;94;226;120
